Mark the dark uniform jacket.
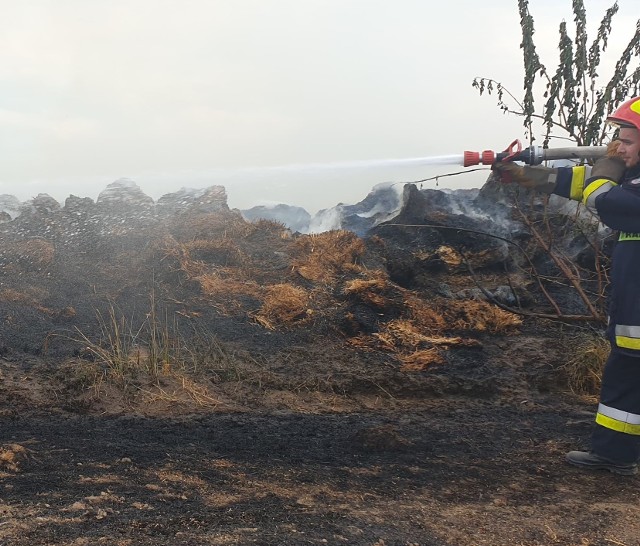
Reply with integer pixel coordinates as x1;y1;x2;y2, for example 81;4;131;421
555;163;640;356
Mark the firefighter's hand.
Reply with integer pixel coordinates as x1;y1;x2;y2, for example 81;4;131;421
591;148;625;182
492;162;558;194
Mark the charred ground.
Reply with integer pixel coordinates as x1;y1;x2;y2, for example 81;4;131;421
0;180;635;546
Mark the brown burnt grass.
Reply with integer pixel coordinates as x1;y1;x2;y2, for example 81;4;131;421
0;443;30;473
0;287;59;317
398;349;446;371
254;284;310;330
160;230;261;313
444;299;523;333
184;239;244;267
343;276;390;309
1;206;526;398
169;211;254;241
2;238;55;273
146;232;519;389
341;271;518;368
561;332;609;395
291;230;366;283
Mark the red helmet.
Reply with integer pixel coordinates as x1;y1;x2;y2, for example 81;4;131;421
607;96;640;132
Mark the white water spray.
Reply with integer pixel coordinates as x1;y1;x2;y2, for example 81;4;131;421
290;144;608;172
278;155;466;172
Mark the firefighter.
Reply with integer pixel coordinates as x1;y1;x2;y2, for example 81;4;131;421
494;95;640;475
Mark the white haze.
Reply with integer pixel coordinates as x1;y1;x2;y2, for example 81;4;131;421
0;1;637;214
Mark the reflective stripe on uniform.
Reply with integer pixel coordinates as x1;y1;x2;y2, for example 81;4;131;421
619;232;640;241
596;403;640;435
570;166;587;201
582;178;618;207
615;324;640;351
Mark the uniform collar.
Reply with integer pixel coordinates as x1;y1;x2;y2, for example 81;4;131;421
624;163;640;182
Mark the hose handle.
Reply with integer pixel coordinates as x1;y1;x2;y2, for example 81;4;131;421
500;139;523;162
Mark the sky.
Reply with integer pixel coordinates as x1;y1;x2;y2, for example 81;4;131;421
0;0;638;214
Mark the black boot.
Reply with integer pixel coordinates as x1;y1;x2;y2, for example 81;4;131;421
565;451;638;475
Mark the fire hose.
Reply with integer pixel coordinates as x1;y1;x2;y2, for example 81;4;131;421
462;139;607;167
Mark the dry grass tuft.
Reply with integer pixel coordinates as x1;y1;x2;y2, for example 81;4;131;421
435;246;463;269
404;294;448;333
196;270;262;303
292;230;366;283
374;319;481;351
443;300;522;333
163;236;260;308
399;349;446;371
254;284;310;329
346;335;375;350
160;236;259;311
343;276;389;308
343;277;387;294
54;359;104;394
250;218;289;234
64;300;263;410
0;443;30;472
562;333;609;395
375;320;435;350
137;374;222;409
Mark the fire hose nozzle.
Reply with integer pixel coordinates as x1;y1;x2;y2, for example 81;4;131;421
463;142;608;166
463;151;479;167
463;150;496;167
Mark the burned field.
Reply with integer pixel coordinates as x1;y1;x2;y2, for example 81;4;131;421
0;179;637;546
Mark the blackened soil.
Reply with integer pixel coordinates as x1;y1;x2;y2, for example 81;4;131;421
0;399;638;546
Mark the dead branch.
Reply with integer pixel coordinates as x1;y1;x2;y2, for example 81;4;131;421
461;254;600;323
514;207;602;320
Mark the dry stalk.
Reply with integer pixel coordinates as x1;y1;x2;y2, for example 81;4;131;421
516;206;601;319
462;254;599;322
180;375;221;406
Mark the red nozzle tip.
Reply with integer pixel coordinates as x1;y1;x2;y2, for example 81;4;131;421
463;151;480;167
481;150;496;165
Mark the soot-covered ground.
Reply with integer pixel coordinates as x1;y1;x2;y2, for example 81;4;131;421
0;381;637;546
0;181;634;545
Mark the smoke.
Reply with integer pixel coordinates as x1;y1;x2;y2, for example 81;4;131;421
308;207;344;234
0;194;22;220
